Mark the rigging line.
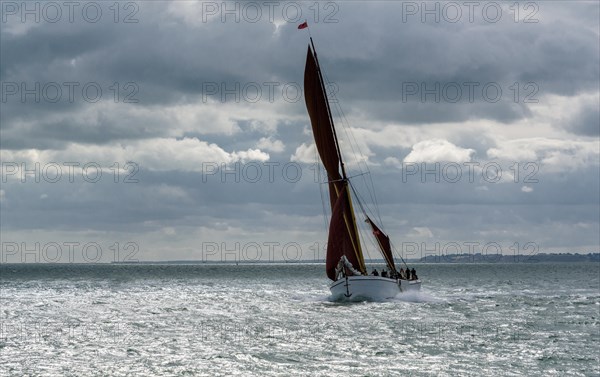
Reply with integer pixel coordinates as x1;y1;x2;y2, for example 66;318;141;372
356;220;374;264
306;28;381;227
349;179;382;228
389;240;410;269
319;74;364;170
313;47;372;208
350;181;407;269
363;226;382;263
321;171;370;184
314;147;330;235
347;181;383;266
318;71;360;164
377;218;409;269
346;172;370;180
349;182;390;266
348;179;368;219
349;187;375;265
321;72;384;227
345;179;373;266
363;163;383;227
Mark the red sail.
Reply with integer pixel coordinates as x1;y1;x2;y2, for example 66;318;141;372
326;187;363;280
304;45;365;279
366;217;397;272
304;46;342;210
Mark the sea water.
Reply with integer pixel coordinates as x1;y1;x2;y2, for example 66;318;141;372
0;263;598;376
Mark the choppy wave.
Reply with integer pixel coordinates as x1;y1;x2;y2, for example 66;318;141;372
1;262;598;376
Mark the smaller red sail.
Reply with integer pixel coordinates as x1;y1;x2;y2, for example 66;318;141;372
366;217;396;272
298;21;308;29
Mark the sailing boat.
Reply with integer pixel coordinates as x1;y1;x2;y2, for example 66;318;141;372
302;33;422;300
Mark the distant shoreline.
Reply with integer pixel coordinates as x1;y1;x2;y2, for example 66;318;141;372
1;253;597;265
105;252;600;264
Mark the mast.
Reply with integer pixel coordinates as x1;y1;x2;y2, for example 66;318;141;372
302;25;406;278
304;38;367;276
309;37;348;181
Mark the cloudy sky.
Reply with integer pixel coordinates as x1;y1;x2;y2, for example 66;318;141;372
1;1;598;263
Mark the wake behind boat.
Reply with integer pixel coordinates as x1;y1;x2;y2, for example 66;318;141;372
301;26;422;301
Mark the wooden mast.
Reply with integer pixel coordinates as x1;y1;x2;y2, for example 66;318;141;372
308;38;367;274
309;37;348;180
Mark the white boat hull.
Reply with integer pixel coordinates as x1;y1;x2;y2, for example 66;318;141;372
329;276;421;301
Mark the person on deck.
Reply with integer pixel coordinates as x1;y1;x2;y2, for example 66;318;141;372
411;268;417;280
399;267;405;279
381;269;388;278
405;268;411;280
371;269;379;276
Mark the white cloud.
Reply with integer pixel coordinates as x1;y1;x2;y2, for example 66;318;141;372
290;143;317;164
256;137;285;153
404;139;475;163
531;92;600;135
168;103;242;135
521;186;534;193
407;227;434;238
0;137;270;174
346;124;422;150
487;138;599;172
383;157;401;167
231;148;271;163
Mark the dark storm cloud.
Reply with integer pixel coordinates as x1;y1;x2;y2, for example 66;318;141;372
1;3;310;151
1;1;598;257
315;2;599;124
0;106;167;149
3;1;598;149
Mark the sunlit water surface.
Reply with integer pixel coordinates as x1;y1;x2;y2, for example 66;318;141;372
1;263;598;376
